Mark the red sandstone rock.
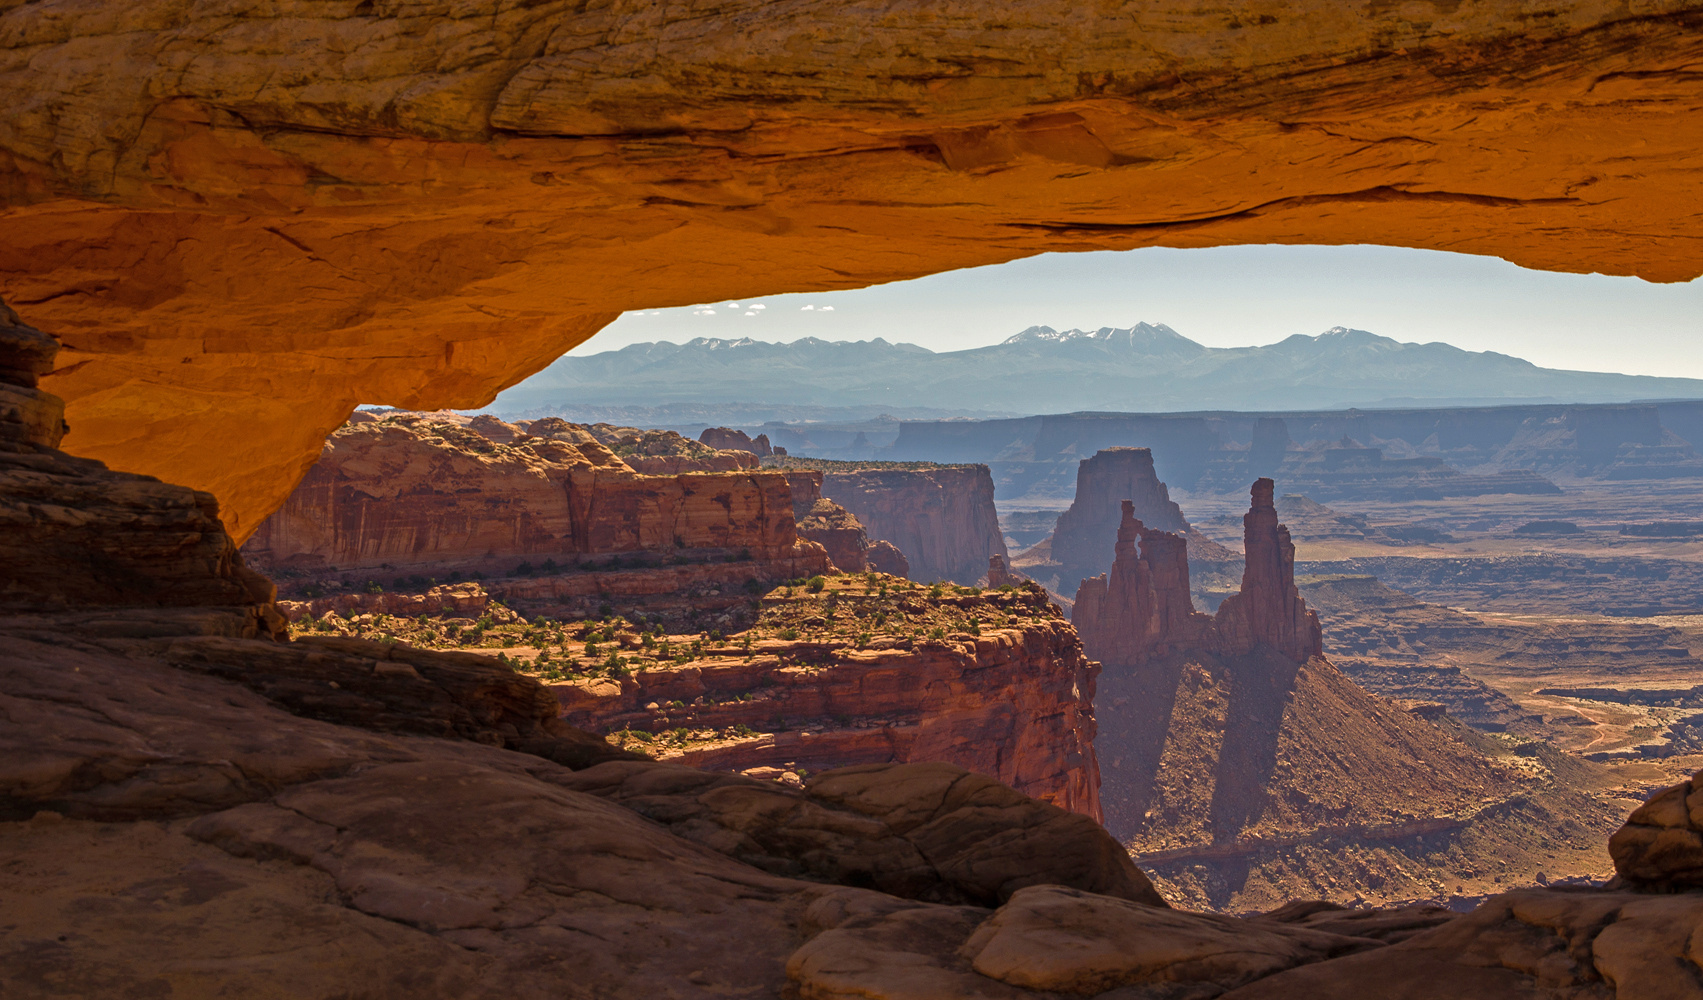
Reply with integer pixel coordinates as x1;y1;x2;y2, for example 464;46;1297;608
809;464;1005;585
1;303;278;626
1072;481;1321;667
467;414;526;445
245;415;806;575
1072;501;1204;664
555;596;1102;821
1608;768;1703;888
1216;479;1324;663
796;497;870;573
987;554;1021;588
276;583;492;623
867;540;910;579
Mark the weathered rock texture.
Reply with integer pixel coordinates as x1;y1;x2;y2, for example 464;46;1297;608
1610;767;1703;889
1;303;278;624
556;580;1104;820
245;413;817;575
1016;447;1235;596
6;4;1703;537
866;539;910;579
543;419;760;474
796;496;871;573
783;462;1006;584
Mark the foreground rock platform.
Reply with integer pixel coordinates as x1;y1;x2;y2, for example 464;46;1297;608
4;608;1702;998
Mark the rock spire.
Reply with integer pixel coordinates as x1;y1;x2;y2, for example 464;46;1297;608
1072;479;1321;667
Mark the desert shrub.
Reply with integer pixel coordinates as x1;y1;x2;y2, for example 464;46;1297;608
806;576;827;593
363;580;383;594
779;628;800;641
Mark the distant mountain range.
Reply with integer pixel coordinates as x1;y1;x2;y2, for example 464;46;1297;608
491;324;1703;416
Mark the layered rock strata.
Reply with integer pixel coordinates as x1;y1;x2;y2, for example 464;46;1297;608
866;540;910;579
8;4;1703;537
795;496;872;573
783;461;1006;584
553;578;1104;821
1610;767;1703;888
4;611;1692;1000
1;302;278;626
245;414;817;575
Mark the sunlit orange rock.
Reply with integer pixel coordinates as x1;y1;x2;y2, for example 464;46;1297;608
2;3;1700;532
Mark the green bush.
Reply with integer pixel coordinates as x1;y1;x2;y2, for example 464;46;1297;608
806;576;827;593
779;628;799;641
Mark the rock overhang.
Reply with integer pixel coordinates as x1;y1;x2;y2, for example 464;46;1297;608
2;0;1702;533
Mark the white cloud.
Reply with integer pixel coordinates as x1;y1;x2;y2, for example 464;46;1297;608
820;305;836;312
743;310;758;316
800;305;815;311
750;303;766;310
723;301;741;308
694;308;716;316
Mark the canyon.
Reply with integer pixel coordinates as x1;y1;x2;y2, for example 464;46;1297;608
243;412;829;623
1070;480;1627;911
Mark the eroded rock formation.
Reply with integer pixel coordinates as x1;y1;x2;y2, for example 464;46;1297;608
1016;447;1235;597
1;305;278;626
795;497;871;573
1069;481;1563;910
245;413;816;575
866;539;910;579
1611;767;1703;889
700;427;773;458
6;4;1703;537
555;578;1104;820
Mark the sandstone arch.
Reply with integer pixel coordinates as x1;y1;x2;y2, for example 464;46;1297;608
3;0;1701;533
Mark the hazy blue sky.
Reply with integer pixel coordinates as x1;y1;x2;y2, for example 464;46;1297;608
569;244;1703;378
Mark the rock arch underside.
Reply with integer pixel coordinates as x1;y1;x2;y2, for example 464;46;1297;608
3;1;1703;536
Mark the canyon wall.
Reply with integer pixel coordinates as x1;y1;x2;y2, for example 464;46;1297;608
808;464;1006;585
555;579;1102;820
9;3;1703;533
245;414;814;575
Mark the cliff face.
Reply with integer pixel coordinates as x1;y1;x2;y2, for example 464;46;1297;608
554;577;1102;820
1215;479;1325;662
245;414;808;574
808;465;1005;585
